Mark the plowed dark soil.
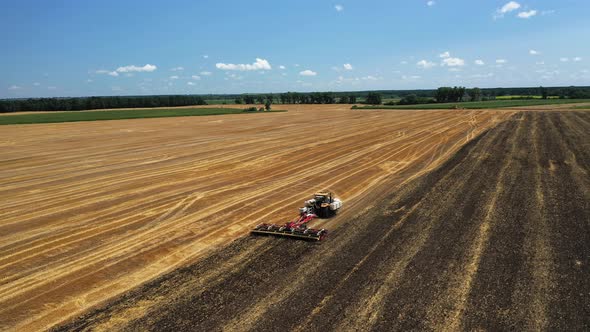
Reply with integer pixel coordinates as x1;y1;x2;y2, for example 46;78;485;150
56;111;590;331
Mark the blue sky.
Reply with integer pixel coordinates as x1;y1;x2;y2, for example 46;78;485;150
1;0;589;98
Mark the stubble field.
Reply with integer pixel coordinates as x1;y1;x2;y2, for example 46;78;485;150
57;110;590;332
0;105;512;331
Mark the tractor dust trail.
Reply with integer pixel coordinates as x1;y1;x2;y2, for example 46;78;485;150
0;105;511;331
55;111;590;331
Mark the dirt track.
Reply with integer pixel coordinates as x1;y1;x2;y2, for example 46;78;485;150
0;105;512;331
55;111;590;331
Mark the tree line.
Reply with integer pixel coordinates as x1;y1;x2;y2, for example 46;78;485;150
0;95;207;113
235;92;358;105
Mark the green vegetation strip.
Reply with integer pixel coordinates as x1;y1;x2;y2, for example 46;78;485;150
0;108;285;125
353;99;590;110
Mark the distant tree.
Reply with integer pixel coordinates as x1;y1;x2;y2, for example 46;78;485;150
243;95;255;104
265;99;272;111
468;88;482;102
339;95;350;104
256;96;265;104
235;98;243;104
366;92;382;105
398;94;418;105
540;86;548;99
349;95;357;104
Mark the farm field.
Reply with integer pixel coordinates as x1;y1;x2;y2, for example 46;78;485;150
0;107;281;125
0;105;512;331
56;111;590;331
354;98;590;110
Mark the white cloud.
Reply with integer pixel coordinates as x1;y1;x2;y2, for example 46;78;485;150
200;71;212;76
362;75;378;81
439;51;450;58
529;49;539;55
560;57;569;62
496;59;507;64
215;58;271;71
116;64;157;73
192;75;201;80
187;82;195;86
442;57;465;67
500;1;521;13
541;10;555;16
494;1;521;19
417;60;436;69
401;75;421;80
573;57;583;62
8;85;21;90
279;65;286;70
299;70;317;76
334;4;344;12
171;66;184;71
343;63;353;70
108;71;119;77
475;59;485;65
400;61;408;65
169;75;179;80
203;55;209;59
427;1;435;7
86;79;93;83
518;10;537;19
33;82;40;86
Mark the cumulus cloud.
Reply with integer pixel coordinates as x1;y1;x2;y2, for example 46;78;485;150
169;75;179;80
116;64;157;73
439;51;450;58
279;65;286;70
215;58;271;71
192;75;201;80
187;82;195;86
496;59;507;64
529;49;539;55
200;71;212;76
343;63;353;70
96;64;156;77
334;4;344;12
8;85;21;90
417;60;436;69
475;59;485;65
560;57;569;62
203;55;209;59
442;57;465;67
573;57;583;62
299;70;317;76
427;1;435;7
518;10;537;19
171;66;184;71
494;1;521;19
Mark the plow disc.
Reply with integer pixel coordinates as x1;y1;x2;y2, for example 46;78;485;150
251;223;328;241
